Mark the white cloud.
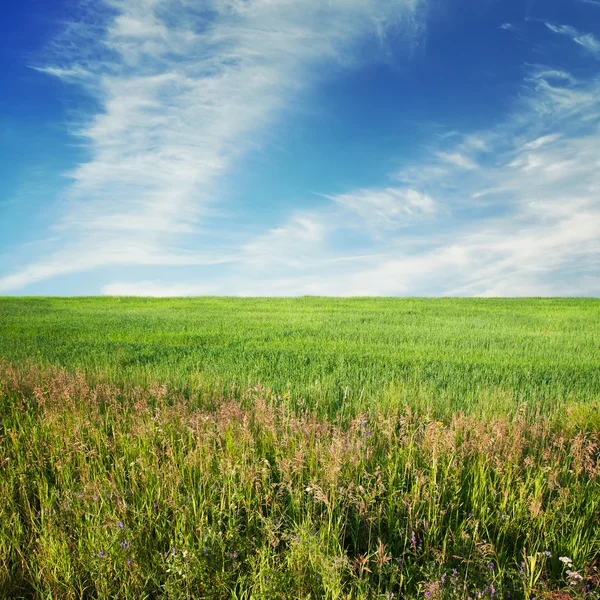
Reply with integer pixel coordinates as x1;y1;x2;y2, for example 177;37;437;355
463;135;488;151
329;188;437;229
222;66;600;297
241;215;328;269
103;280;218;296
522;133;561;150
0;0;425;292
546;23;600;56
101;63;600;297
31;65;91;79
0;242;234;293
437;151;478;170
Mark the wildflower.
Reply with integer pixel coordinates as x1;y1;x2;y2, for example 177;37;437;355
540;551;552;557
203;548;208;556
116;521;124;529
559;556;573;565
127;558;132;565
172;547;176;556
120;540;131;549
424;592;431;598
488;562;495;571
98;550;105;558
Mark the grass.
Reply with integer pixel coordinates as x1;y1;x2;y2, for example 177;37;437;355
0;297;599;598
0;297;599;419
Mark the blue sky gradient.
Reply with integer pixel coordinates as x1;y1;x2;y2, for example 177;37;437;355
1;0;599;296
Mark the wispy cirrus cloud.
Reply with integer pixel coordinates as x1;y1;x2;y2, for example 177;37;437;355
328;188;437;230
0;0;425;292
545;23;600;56
436;151;479;170
172;64;600;297
102;60;600;297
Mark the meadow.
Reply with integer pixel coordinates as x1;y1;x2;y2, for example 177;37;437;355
0;297;599;599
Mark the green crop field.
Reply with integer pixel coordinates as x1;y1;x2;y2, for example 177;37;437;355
0;297;599;418
0;297;599;599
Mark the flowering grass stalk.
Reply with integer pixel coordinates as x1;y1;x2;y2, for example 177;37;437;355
0;362;598;599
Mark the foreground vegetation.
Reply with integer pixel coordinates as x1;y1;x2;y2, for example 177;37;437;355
1;361;599;599
0;298;599;598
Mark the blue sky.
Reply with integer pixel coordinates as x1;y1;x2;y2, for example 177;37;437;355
1;0;599;296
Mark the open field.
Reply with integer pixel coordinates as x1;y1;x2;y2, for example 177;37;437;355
0;297;599;419
0;298;599;599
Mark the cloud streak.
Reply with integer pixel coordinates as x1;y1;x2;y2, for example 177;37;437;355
181;65;600;297
0;0;424;292
546;23;600;56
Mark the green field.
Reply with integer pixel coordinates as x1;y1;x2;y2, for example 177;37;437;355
0;297;599;419
1;298;599;599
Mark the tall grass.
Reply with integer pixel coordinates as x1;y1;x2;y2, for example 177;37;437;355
1;362;598;599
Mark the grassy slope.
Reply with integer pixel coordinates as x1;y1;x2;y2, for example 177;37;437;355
0;297;598;418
